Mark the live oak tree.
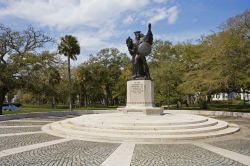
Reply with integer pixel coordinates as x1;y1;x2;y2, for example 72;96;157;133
223;10;250;103
151;40;184;107
73;48;130;107
15;51;61;106
0;24;53;115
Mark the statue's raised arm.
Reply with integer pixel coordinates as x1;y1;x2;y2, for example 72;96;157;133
144;23;153;45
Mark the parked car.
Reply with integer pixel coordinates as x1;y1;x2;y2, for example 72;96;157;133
246;101;250;105
2;103;21;111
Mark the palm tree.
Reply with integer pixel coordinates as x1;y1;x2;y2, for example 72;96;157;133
58;35;80;111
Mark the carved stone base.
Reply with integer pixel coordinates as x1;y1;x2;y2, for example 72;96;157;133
118;80;163;115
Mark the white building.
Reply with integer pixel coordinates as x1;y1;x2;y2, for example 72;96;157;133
212;90;250;101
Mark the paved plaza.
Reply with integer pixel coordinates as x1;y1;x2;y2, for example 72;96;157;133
0;114;250;166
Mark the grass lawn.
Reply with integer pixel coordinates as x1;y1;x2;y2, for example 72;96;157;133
169;103;250;112
2;103;250;115
3;104;117;115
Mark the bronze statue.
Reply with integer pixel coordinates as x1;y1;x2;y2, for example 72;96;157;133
126;23;153;80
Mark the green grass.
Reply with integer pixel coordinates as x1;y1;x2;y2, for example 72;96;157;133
3;103;250;115
172;103;250;112
2;104;117;115
75;105;117;111
207;104;250;112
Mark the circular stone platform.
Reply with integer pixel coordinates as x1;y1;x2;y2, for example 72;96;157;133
42;113;240;144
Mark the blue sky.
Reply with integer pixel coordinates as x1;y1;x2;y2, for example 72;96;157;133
0;0;249;65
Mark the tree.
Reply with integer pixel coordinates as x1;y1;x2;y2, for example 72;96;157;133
46;66;61;108
94;48;129;106
0;24;53;115
73;48;131;107
11;51;61;106
174;10;250;107
151;40;185;107
58;35;80;111
223;10;250;104
223;10;250;40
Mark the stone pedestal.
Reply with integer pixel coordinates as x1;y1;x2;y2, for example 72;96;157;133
118;80;163;115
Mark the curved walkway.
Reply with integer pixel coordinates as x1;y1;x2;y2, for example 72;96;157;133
0;114;250;166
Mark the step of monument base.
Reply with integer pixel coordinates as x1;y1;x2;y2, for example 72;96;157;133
42;124;239;144
41;113;240;144
118;107;163;115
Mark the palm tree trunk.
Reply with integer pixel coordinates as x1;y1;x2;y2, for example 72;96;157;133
68;56;72;111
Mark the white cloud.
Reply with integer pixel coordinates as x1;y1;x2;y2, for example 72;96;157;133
154;30;211;43
153;0;167;4
123;15;134;25
59;52;90;66
71;54;90;66
71;24;121;52
0;0;150;29
167;6;179;24
147;6;179;24
0;0;180;66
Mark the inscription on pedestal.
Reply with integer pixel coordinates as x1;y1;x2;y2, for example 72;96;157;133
131;81;144;94
127;80;153;106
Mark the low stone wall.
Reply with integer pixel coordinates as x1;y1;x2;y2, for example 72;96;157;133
164;110;250;119
0;110;116;121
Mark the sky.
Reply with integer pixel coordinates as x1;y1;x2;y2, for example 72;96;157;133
0;0;249;66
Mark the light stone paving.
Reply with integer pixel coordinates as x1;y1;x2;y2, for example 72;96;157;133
0;131;43;137
0;125;42;128
130;144;245;166
0;127;41;134
209;139;250;156
194;142;250;166
0;138;71;158
0;115;250;165
0;121;50;126
0;133;61;151
0;140;119;166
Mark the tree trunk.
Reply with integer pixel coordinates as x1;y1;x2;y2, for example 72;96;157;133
68;56;72;111
79;89;83;107
167;85;170;109
105;95;109;107
7;93;12;103
38;94;41;106
0;88;8;115
51;96;56;109
0;94;4;115
105;85;109;107
227;92;231;110
84;86;87;108
207;95;211;103
243;89;246;105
